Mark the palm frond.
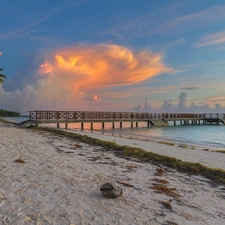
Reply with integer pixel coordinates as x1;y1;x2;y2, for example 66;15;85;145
0;74;6;84
0;74;6;79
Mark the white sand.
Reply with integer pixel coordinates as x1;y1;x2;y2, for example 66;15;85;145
1;122;225;225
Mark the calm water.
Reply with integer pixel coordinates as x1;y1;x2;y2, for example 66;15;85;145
4;117;225;148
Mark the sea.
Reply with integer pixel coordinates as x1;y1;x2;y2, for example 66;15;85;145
3;116;225;149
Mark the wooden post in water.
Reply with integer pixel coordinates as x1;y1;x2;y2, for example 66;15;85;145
102;122;105;129
131;122;133;128
120;122;122;129
112;122;115;129
65;123;68;129
136;122;138;128
91;122;93;130
174;121;176;126
57;123;60;128
81;122;84;130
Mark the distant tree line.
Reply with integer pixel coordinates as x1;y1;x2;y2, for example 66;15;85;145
0;108;20;117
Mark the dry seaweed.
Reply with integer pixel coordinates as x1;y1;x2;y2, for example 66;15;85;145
15;159;25;163
30;126;225;185
152;178;169;184
161;201;172;210
150;184;180;198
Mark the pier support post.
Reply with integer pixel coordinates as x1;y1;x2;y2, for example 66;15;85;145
136;122;138;128
147;121;150;128
180;120;183;125
65;123;68;129
102;122;105;129
91;122;93;130
112;122;115;129
120;122;122;129
57;123;59;128
81;122;84;130
131;122;133;128
174;121;176;126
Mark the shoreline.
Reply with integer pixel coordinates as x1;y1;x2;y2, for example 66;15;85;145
75;127;225;150
1;121;225;224
60;128;225;170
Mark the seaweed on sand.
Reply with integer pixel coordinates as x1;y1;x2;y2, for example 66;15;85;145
30;126;225;185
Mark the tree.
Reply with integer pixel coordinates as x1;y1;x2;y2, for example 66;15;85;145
0;68;6;84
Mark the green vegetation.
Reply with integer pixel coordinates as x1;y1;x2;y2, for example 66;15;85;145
178;145;188;148
30;126;225;184
0;108;20;117
212;150;225;154
158;141;175;146
0;68;6;84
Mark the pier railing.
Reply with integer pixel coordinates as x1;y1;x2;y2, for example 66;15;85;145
29;111;225;121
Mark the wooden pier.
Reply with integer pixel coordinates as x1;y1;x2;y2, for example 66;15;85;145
18;111;225;129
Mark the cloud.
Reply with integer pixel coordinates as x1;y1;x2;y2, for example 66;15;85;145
195;31;225;47
1;44;172;113
0;52;2;56
181;87;198;90
39;63;54;77
43;44;172;90
161;92;225;113
148;5;225;37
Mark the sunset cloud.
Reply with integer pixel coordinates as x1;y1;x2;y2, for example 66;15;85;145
0;44;173;113
38;63;54;77
0;52;2;56
26;44;172;110
39;44;172;91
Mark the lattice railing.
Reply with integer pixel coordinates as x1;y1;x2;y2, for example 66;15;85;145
29;111;225;121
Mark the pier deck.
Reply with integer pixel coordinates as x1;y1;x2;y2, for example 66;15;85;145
19;111;225;129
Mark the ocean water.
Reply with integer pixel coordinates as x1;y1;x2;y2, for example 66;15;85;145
3;117;225;148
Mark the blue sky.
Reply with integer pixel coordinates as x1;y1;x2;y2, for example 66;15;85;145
0;0;225;114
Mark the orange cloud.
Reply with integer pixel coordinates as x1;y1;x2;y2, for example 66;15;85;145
35;44;172;109
92;94;101;104
0;52;2;56
39;44;172;89
39;63;53;77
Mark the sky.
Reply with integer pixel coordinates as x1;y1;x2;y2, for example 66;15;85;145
0;0;225;114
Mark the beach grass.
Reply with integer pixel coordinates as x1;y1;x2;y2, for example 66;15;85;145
30;126;225;185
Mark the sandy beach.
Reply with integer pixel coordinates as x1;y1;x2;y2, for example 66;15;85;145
1;122;225;225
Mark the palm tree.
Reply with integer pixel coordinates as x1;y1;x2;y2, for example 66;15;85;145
0;68;6;84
